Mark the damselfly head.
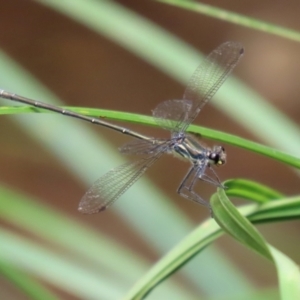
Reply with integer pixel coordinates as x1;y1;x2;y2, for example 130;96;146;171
208;146;226;166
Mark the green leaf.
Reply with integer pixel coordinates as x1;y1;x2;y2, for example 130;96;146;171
0;228;126;299
270;246;300;299
1;105;300;170
0;185;199;299
211;189;273;260
123;182;300;299
0;258;59;300
122;218;224;300
156;0;300;42
250;196;300;223
224;178;284;202
222;178;300;222
211;189;300;300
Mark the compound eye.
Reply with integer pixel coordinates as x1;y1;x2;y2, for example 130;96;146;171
214;154;220;164
209;146;226;165
210;153;220;165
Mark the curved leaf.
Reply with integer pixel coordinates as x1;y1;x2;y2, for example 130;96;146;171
224;178;284;202
211;189;273;260
123;181;300;299
212;189;300;300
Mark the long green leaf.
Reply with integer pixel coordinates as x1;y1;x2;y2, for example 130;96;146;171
0;228;127;299
123;179;300;299
1;105;299;169
0;185;195;300
212;189;300;300
0;258;59;300
224;179;284;202
157;0;300;42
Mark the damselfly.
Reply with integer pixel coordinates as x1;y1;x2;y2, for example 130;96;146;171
0;41;244;213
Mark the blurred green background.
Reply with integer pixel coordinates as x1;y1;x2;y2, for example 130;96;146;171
0;0;299;299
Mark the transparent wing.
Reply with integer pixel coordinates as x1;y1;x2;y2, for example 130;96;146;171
152;99;193;132
119;138;169;155
153;41;244;133
78;153;164;214
181;41;244;132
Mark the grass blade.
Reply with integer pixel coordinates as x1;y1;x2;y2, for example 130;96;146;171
123;181;300;299
212;189;300;300
1;105;299;169
157;0;300;42
0;258;59;300
224;179;284;202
